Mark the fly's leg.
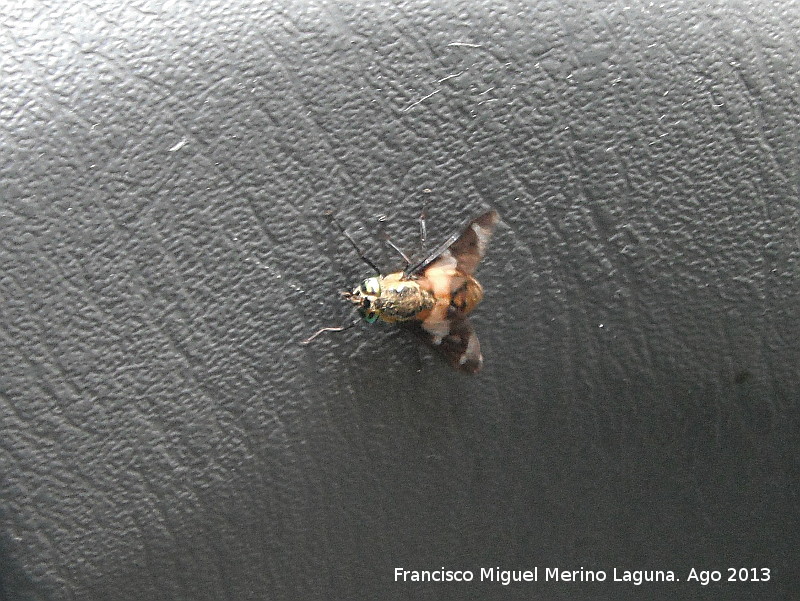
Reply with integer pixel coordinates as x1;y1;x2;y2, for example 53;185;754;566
418;207;427;254
381;206;428;271
326;212;381;275
302;318;360;344
383;236;411;269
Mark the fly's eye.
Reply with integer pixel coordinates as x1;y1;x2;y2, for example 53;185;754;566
364;312;379;324
363;298;371;310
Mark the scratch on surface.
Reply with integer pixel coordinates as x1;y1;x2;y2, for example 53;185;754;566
437;71;465;83
227;235;305;294
168;138;188;152
448;42;483;48
402;89;441;112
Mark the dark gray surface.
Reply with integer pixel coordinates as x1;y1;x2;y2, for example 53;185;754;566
1;1;798;599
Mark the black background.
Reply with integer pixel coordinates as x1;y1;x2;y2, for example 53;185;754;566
1;1;798;600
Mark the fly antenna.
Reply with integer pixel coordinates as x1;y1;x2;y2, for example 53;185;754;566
326;212;381;275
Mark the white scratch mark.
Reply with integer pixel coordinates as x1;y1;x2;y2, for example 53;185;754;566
437;71;465;83
402;89;441;112
168;138;188;152
448;42;483;48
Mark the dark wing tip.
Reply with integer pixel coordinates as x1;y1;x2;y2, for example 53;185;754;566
475;210;500;226
443;209;500;276
406;314;484;374
471;210;500;243
406;210;500;277
456;352;483;374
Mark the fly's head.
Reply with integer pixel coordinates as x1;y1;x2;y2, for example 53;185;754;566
343;276;382;323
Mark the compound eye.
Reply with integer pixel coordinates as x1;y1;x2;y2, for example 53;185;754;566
363;312;379;324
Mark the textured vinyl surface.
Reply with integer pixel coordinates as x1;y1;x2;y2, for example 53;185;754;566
1;1;798;599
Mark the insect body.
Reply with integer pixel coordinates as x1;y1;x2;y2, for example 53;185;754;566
309;210;499;374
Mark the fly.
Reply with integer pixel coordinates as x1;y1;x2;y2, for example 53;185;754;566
304;210;500;374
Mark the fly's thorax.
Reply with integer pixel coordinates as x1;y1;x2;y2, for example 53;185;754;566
347;273;434;323
375;273;435;322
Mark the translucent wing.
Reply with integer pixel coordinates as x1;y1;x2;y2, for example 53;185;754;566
403;210;499;373
406;210;499;277
405;309;483;374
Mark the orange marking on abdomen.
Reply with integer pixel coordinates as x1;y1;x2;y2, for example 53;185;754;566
414;267;456;323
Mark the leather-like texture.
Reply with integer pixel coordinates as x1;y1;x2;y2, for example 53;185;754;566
1;1;797;599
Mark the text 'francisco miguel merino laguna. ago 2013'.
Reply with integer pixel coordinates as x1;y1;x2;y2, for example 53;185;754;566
395;567;678;587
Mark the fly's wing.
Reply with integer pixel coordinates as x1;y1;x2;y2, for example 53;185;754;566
402;210;498;373
406;210;500;277
405;309;483;374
